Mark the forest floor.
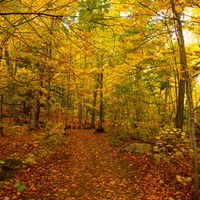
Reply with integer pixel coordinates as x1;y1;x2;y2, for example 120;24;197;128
0;115;196;200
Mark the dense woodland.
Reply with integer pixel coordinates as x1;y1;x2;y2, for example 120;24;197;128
0;0;200;199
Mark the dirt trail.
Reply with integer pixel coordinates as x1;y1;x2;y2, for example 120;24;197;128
61;129;139;200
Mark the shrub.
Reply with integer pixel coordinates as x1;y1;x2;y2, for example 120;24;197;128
153;128;191;158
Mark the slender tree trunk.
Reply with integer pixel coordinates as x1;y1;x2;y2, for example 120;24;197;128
13;105;20;125
91;86;98;128
81;100;85;128
21;101;25;125
175;79;185;130
169;86;175;124
169;0;185;131
45;18;53;135
53;84;57;123
166;22;180;126
95;72;104;133
65;96;69;126
99;72;103;129
72;95;74;122
59;86;63;122
29;53;44;130
78;98;85;127
46;45;51;125
5;44;11;73
170;1;199;199
85;99;89;126
65;73;71;127
162;81;169;124
0;95;3;136
29;91;40;130
5;45;12;116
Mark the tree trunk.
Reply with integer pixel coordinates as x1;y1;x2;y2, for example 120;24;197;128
78;99;85;127
45;18;53;135
170;1;199;199
46;44;51;125
53;84;57;123
29;91;40;130
99;72;103;129
0;95;4;136
59;86;63;122
169;86;175;124
162;81;169;124
175;79;185;130
91;86;98;128
85;99;89;126
4;45;13;116
72;95;74;122
81;100;85;128
65;73;70;127
94;72;104;133
12;105;20;125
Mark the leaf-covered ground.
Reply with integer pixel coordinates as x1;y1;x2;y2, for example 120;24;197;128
0;117;196;199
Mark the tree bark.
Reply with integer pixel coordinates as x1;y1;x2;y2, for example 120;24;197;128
99;72;103;129
94;72;104;133
91;86;98;128
162;81;169;124
58;86;63;122
175;79;185;130
78;98;85;127
46;44;51;125
0;95;4;136
45;18;53;133
53;83;57;123
65;73;70;127
72;95;74;122
29;91;40;130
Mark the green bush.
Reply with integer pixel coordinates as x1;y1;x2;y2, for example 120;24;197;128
108;135;121;147
153;128;191;158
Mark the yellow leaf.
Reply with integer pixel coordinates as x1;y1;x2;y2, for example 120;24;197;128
181;132;186;136
159;180;164;184
185;177;192;182
176;175;182;182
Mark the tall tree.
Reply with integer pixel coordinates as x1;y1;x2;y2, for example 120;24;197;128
170;0;199;199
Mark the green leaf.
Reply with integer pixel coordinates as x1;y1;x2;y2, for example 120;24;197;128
47;2;54;8
14;183;20;187
185;177;192;182
4;181;10;185
17;183;26;191
0;160;5;164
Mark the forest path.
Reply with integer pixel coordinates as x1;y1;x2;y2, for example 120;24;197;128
61;129;138;200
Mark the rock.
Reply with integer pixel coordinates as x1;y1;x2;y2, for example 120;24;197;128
94;127;105;134
0;170;17;181
65;125;71;130
0;158;29;170
122;143;152;154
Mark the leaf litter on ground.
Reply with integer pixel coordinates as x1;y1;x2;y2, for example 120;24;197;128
0;117;196;199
